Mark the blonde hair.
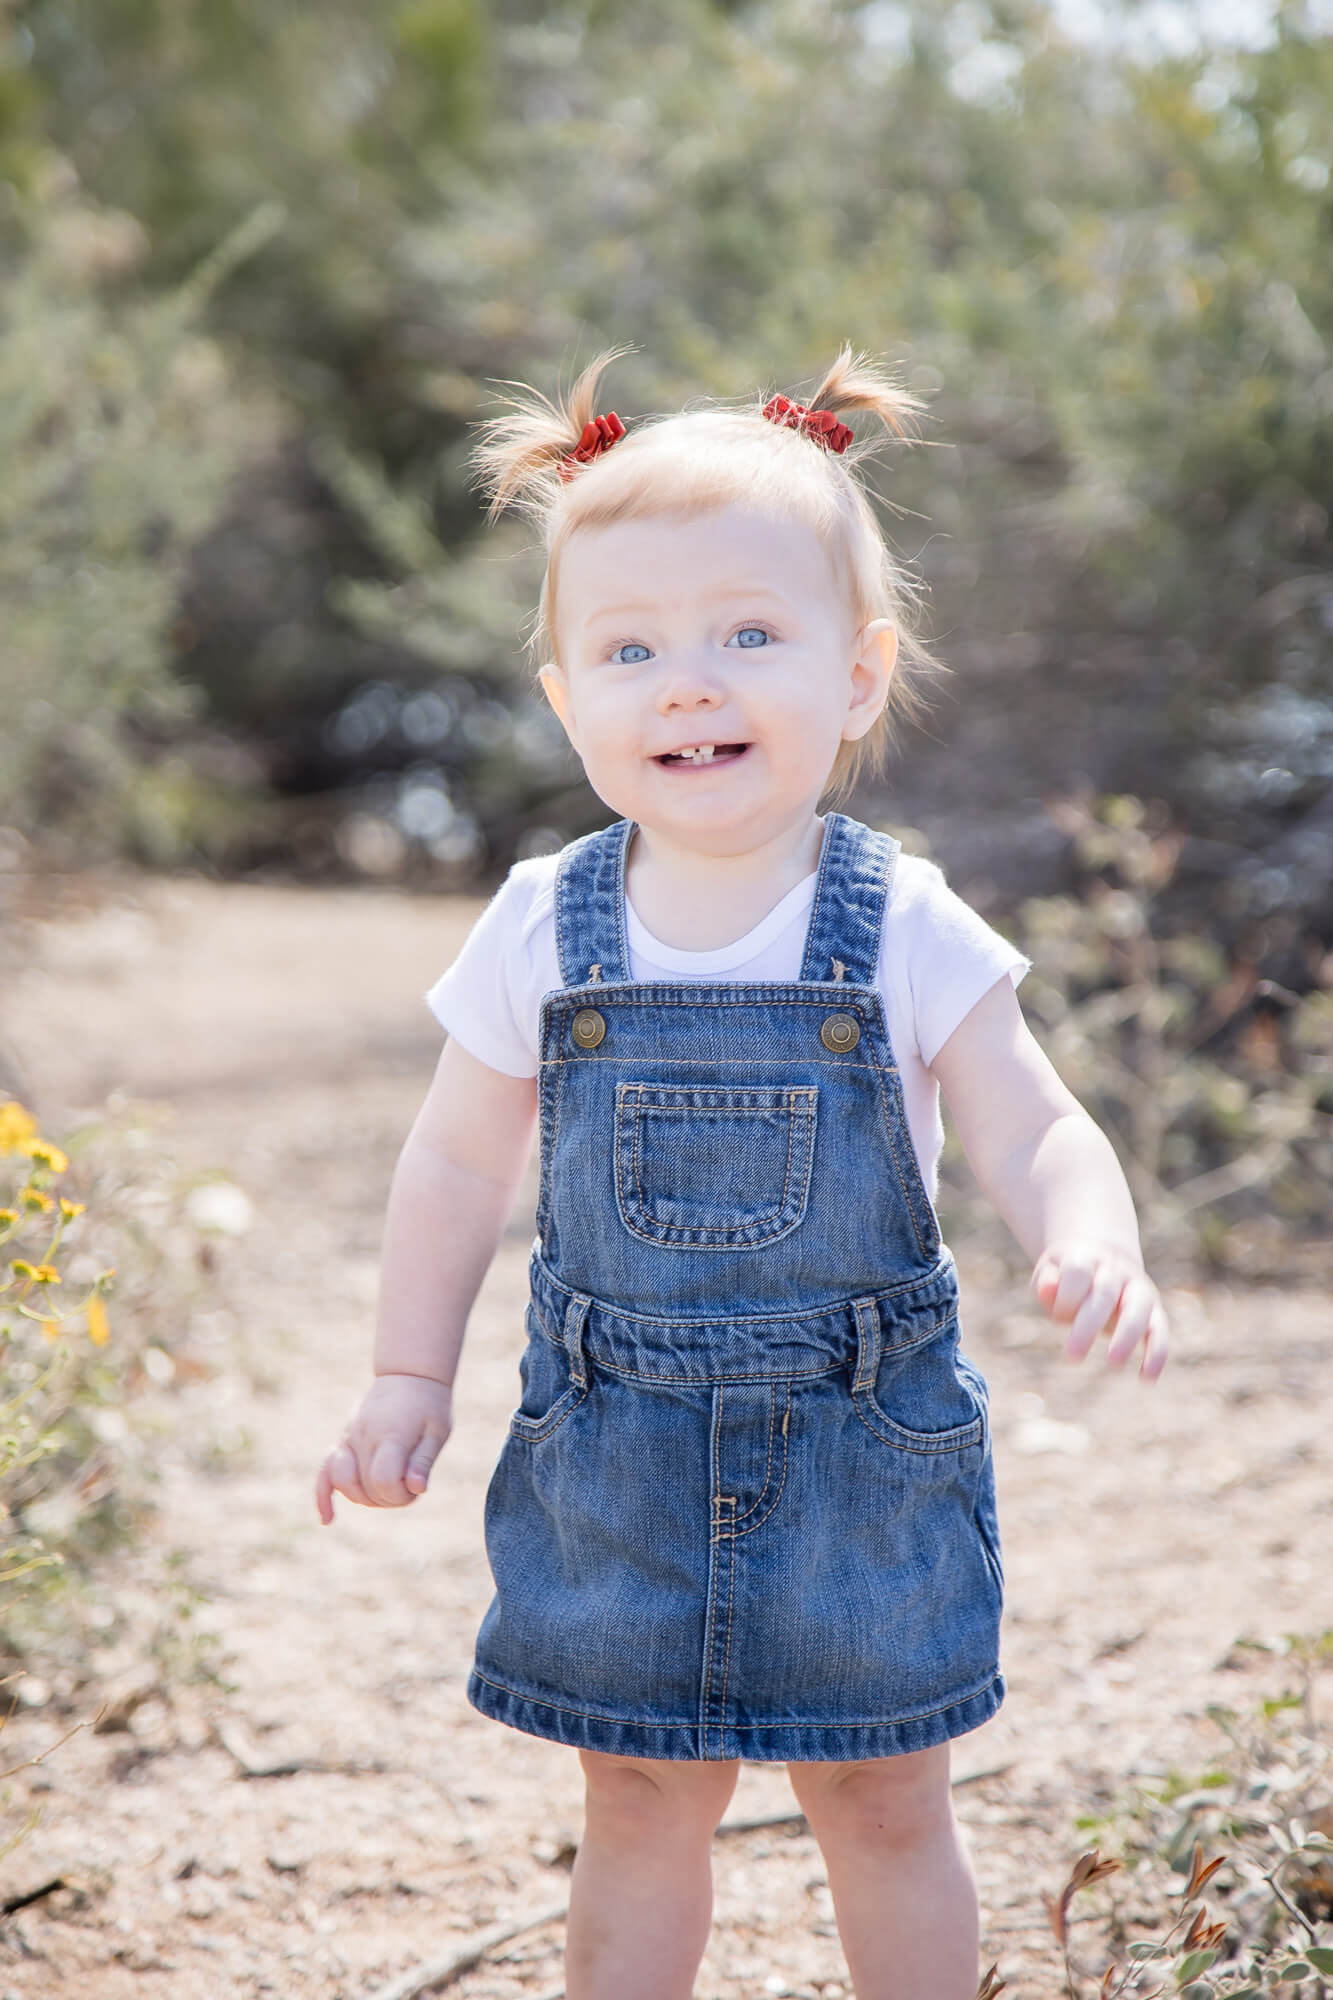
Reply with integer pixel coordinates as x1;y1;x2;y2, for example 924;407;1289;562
469;346;947;796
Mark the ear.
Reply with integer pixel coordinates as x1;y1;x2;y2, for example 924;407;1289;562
538;662;580;751
842;618;897;743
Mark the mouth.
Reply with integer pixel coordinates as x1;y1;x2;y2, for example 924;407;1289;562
655;742;749;768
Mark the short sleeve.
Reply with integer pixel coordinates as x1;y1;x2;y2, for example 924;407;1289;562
424;861;555;1077
895;858;1031;1070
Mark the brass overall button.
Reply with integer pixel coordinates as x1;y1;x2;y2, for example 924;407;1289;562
571;1008;606;1049
820;1012;860;1053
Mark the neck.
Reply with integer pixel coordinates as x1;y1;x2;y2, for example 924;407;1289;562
625;812;826;951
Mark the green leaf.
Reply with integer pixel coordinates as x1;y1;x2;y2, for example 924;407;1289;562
1278;1964;1312;1982
1128;1941;1168;1960
1306;1948;1333;1973
1179;1985;1211;2000
1176;1949;1219;1981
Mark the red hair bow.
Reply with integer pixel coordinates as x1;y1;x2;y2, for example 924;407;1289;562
762;394;853;455
558;411;627;482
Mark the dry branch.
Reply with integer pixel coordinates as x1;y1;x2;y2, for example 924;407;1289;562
215;1719;388;1780
364;1900;569;2000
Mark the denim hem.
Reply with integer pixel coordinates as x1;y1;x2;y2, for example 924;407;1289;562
466;1667;1005;1763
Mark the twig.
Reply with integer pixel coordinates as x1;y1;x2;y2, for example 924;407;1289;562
0;1703;107;1782
215;1720;388;1781
364;1901;569;2000
1;1875;65;1917
1265;1853;1320;1944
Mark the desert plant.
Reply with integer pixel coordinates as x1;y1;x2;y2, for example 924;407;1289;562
1052;1644;1333;1995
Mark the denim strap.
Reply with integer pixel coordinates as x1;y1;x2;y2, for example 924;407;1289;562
798;812;899;988
554;811;897;990
554;819;634;987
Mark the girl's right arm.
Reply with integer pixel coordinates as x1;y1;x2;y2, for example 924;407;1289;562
314;1036;538;1523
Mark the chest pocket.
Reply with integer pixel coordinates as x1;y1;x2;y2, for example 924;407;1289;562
614;1083;818;1250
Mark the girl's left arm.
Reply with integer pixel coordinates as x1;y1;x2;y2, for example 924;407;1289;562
928;976;1170;1379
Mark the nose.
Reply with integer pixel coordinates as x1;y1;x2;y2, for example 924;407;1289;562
653;649;725;715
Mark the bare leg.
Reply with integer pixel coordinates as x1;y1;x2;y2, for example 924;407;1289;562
787;1745;978;2000
565;1749;741;2000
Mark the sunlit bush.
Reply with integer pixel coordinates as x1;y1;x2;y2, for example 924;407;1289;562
0;1096;230;1675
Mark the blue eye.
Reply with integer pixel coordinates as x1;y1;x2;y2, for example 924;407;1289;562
611;642;653;665
729;626;771;649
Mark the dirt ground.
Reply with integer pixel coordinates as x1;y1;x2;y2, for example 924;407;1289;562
1;874;1330;2000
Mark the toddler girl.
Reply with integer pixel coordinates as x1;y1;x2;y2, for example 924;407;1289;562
315;348;1170;2000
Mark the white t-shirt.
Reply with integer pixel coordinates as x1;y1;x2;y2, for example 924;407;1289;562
426;844;1030;1200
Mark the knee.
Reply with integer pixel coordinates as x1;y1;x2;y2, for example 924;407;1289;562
789;1749;953;1853
579;1751;740;1842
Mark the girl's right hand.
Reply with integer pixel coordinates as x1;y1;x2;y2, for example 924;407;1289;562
314;1373;453;1523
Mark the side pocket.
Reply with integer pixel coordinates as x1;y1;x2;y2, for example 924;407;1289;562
852;1311;985;1454
508;1308;589;1443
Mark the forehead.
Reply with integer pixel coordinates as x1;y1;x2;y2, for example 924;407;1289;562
556;505;840;627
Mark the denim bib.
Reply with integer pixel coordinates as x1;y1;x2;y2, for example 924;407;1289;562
468;812;1004;1762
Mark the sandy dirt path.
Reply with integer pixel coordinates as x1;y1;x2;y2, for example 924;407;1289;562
1;875;1329;2000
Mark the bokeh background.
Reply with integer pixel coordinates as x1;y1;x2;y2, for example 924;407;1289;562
3;0;1331;1278
2;8;1332;1996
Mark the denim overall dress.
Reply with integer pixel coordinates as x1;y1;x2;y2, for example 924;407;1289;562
467;812;1004;1762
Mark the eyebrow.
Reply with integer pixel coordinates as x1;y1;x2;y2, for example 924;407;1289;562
584;587;793;628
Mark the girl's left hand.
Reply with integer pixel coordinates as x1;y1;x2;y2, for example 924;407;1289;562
1031;1242;1170;1380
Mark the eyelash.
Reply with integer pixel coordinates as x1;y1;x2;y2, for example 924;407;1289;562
605;622;776;664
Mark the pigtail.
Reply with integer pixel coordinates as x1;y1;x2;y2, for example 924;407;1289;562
789;345;928;455
469;345;636;525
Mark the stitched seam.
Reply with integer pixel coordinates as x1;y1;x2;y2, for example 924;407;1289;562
613;1098;816;1250
508;1382;589;1443
614;1095;815;1113
851;1396;983;1455
864;1045;930;1259
469;1666;1002;1733
717;1505;736;1758
533;1257;956;1332
733;1382;791;1537
799;813;839;980
472;1669;698;1729
572;1355;844;1384
730;1384;777;1527
702;1391;725;1755
613;818;632;981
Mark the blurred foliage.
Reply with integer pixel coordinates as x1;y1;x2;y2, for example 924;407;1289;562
0;0;1327;901
933;792;1333;1280
0;157;278;860
1059;1644;1333;1996
0;1093;242;1688
0;1;1329;1268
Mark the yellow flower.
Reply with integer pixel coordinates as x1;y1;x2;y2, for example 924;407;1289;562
11;1261;60;1286
58;1198;86;1218
21;1188;54;1214
86;1294;110;1346
0;1208;17;1226
0;1102;37;1154
22;1141;68;1174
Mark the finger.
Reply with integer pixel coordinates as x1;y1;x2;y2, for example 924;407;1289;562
315;1461;335;1525
1139;1300;1171;1381
1030;1250;1060;1303
404;1428;448;1494
366;1437;410;1507
326;1441;373;1508
1043;1255;1097;1325
1105;1277;1156;1368
1065;1264;1129;1360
